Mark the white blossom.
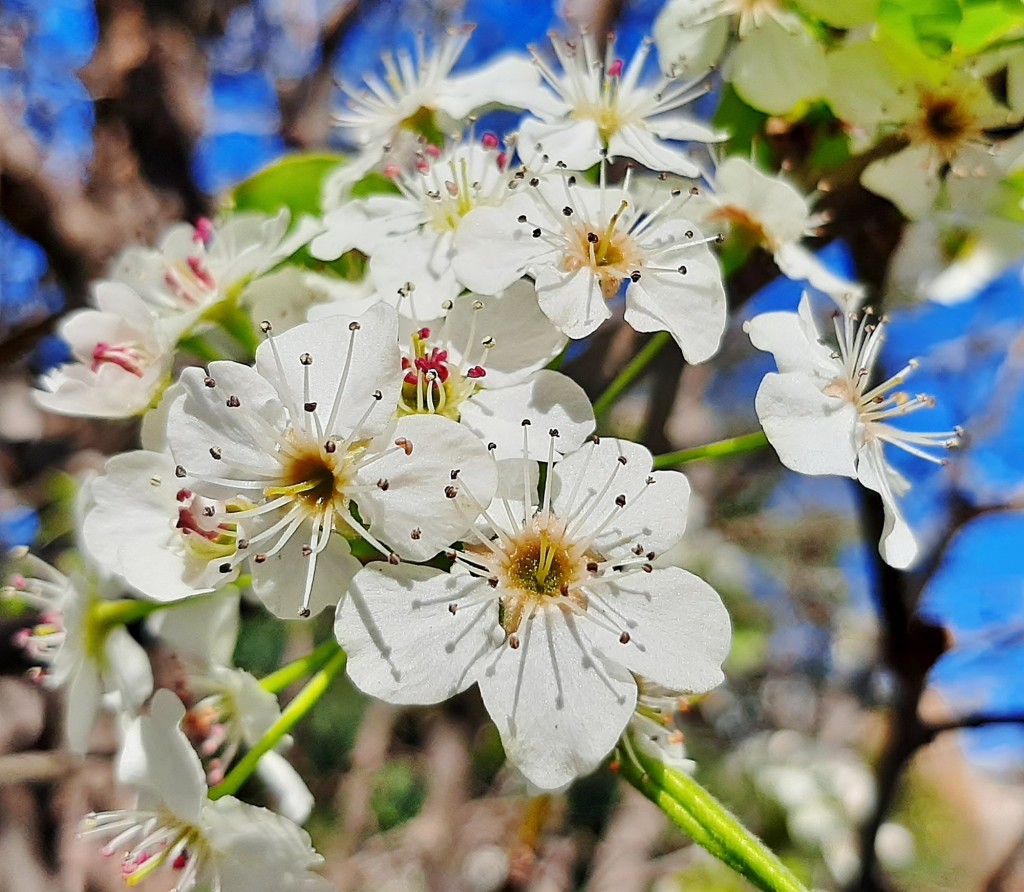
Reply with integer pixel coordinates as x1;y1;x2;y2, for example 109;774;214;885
81;689;331;892
312;138;517;315
336;435;730;790
165;305;497;618
694;156;863;305
393;281;593;459
518;32;722;176
334;26;541;160
2;550;153;753
455;166;727;361
35;283;174;419
744;294;963;568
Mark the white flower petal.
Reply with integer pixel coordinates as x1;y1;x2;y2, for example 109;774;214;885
336;564;493;703
353;414;498;561
453;195;550;295
729;19;827;115
251;531;360;619
608;122;701;176
586;567;731;693
517;118;602;170
117;689;206;824
624;251;726;363
535;266;611;339
254;305;401;440
552;438;691;558
460;371;595;461
478;608;637;791
442;280;566;388
754;372;860;477
861;145;942;219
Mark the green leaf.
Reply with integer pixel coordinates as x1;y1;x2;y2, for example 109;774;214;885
713;85;770;161
954;0;1024;52
229;153;346;218
878;0;964;55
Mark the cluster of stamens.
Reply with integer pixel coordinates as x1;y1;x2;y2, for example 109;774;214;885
81;809;206;892
162;220;217;310
529;32;712;144
444;428;658;652
514;163;718;299
826;309;963;463
397;319;489;418
384;135;511;234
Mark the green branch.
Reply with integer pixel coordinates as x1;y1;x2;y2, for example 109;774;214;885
209;643;347;800
653;430;769;469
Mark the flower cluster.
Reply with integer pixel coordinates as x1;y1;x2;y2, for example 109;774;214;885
7;5;998;888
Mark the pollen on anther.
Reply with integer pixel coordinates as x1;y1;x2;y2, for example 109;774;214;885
304;401;317;412
325;440;337;453
395;437;413;455
300;353;312;366
448;602;458;614
209;447;222;460
298;607;311;618
388;553;401;565
619;631;631;644
377;478;390;491
204;376;216;388
411;528;422;540
219;563;232;573
349;321;361;331
587;561;599;572
226;395;241;408
444;485;458;499
508;634;521;649
175;465;187;478
615;494;627;507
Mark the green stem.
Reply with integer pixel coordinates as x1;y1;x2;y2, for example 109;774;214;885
210;301;261;357
177;334;222;363
91;598;181;629
209;644;347;800
592;332;671;420
653;431;769;469
260;638;341;694
624;736;808;892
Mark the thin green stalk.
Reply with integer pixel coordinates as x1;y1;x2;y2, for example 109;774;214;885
616;745;736;868
209;644;347;800
592;331;671;420
625;737;808;892
177;334;223;363
260;638;341;694
653;430;769;469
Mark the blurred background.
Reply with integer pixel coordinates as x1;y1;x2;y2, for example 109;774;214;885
2;2;1024;890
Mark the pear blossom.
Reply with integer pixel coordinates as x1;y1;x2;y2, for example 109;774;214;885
695;156;863;306
149;596;314;823
334;26;542;160
82;450;245;602
81;689;331;892
165;305;497;618
826;44;1014;218
110;210;319;339
654;2;829;114
311;138;517;314
35;282;174;419
393;281;594;459
336;435;731;790
517;32;722;176
744;294;963;568
2;549;153;753
455;166;728;361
